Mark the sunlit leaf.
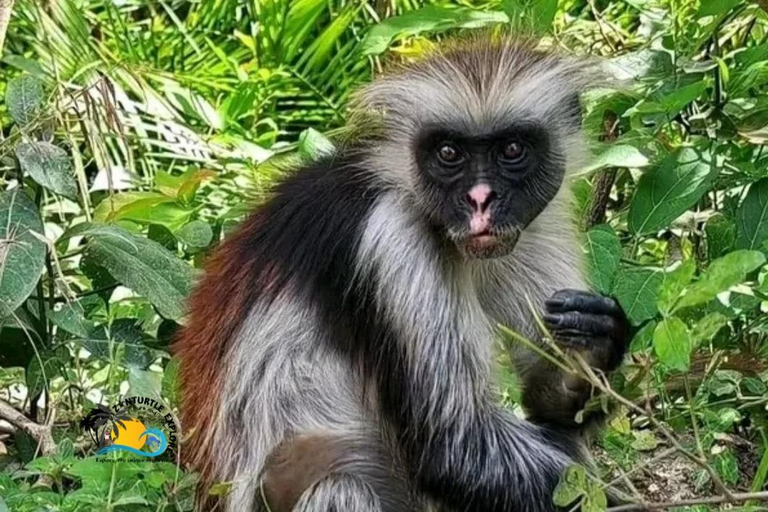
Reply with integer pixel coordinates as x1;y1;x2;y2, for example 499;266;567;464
612;267;665;324
629;148;715;235
653;317;692;371
584;225;621;294
361;6;508;55
675;250;766;311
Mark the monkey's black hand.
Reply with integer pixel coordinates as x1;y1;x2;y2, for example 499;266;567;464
543;289;630;372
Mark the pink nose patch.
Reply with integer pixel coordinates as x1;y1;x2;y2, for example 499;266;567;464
467;184;494;235
466;184;493;213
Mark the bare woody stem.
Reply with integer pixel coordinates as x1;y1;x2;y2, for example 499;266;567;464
0;399;56;455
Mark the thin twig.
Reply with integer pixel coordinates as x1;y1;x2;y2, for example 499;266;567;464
605;491;768;512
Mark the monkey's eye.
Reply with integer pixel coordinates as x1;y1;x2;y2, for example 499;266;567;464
436;142;465;166
499;140;526;165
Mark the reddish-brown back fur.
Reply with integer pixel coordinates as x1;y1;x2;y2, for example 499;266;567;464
173;212;274;495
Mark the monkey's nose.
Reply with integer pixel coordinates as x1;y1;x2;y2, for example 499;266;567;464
466;184;497;213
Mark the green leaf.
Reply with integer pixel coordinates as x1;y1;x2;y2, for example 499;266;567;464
584;225;622;294
5;75;44;126
612;267;665;324
697;0;741;18
674;250;766;311
175;220;213;248
77;320;155;369
631;430;660;451
15;142;78;199
691;312;728;346
361;6;508;55
735;178;768;250
553;466;587;507
162;357;181;407
582;486;607;512
629;148;715;235
657;260;695;316
629;320;656;353
111;197;194;232
0;190;46;317
579;145;650;174
713;450;740;485
706;214;737;260
49;296;101;338
81;225;195;320
653;317;692;371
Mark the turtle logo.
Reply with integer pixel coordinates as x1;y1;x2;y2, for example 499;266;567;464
80;397;177;459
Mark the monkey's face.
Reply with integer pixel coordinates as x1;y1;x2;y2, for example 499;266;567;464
414;123;565;259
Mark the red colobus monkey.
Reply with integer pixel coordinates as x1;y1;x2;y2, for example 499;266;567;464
175;37;629;512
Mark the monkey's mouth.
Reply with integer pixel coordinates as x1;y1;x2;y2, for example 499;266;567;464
460;228;521;259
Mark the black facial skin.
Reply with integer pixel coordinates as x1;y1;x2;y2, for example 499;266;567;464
414;122;565;259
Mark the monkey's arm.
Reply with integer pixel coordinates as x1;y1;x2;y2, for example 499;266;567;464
519;289;630;428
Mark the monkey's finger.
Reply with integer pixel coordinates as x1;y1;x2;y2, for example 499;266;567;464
546;290;622;317
543;311;617;336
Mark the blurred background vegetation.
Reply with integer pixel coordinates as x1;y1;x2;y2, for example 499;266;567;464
0;0;768;510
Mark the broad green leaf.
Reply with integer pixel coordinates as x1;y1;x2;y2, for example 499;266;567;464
697;0;741;17
653;317;692;371
675;250;766;311
657;260;695;316
582;486;607;512
81;225;195;320
175;220;213;248
15;142;78;199
629;148;716;235
112;198;194;231
49;297;102;338
629;320;656;353
0;190;46;317
706;214;737;260
93;192;172;223
361;6;508;55
553;466;587;507
584;225;621;294
578;144;650;174
76;320;155;369
612;267;665;324
735;178;768;250
5;75;44;126
691;312;728;346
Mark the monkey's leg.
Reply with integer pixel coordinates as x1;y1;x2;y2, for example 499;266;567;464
293;473;382;512
261;431;419;512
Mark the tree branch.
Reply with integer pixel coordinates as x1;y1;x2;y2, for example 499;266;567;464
606;491;768;512
0;400;56;455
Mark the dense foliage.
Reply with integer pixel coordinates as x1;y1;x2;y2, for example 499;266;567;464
0;0;767;510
